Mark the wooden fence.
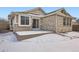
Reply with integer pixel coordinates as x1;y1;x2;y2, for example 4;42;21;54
72;25;79;31
0;21;9;31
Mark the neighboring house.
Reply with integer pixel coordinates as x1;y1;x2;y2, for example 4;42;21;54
8;7;75;33
72;19;79;25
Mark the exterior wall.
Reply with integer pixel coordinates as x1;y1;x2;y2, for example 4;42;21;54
9;8;45;32
40;15;56;32
56;15;72;33
9;8;73;33
13;24;32;32
9;14;72;33
12;14;41;32
12;14;32;32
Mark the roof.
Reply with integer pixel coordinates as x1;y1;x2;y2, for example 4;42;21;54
47;8;64;14
11;7;46;15
47;8;71;16
10;7;75;18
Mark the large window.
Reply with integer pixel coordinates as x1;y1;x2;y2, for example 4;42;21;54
67;18;69;26
63;17;72;26
63;17;67;26
21;16;29;25
69;18;72;26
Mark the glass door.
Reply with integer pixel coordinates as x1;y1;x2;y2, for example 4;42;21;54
32;19;39;28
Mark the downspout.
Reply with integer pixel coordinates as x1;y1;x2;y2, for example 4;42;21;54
30;16;32;30
55;14;58;33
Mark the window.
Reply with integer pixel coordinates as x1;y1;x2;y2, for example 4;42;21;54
63;17;67;26
63;17;72;26
61;10;65;14
21;16;29;25
67;18;72;26
69;18;72;26
67;18;69;26
11;19;13;25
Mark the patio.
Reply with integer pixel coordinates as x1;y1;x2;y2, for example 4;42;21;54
15;31;52;41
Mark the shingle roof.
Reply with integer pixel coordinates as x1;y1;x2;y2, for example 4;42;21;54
47;8;71;16
10;7;72;17
47;8;64;14
11;7;46;15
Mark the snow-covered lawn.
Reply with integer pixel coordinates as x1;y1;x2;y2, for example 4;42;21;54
16;31;52;35
0;31;79;52
0;32;17;42
63;32;79;38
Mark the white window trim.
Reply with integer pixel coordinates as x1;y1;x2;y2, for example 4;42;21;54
18;14;32;26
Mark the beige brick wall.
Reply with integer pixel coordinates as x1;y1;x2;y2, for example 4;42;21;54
41;15;56;32
56;15;72;33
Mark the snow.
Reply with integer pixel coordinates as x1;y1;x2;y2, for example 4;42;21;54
16;31;51;35
64;32;79;37
0;32;17;52
0;31;79;52
0;32;17;42
61;32;79;39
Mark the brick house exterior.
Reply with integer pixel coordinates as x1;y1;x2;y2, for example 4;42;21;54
8;7;75;32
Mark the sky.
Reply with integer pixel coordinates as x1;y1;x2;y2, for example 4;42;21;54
0;7;79;20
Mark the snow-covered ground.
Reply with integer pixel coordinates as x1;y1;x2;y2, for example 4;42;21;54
16;31;52;35
0;32;17;42
62;32;79;38
0;31;79;52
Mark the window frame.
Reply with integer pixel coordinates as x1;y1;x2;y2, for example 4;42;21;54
69;18;72;26
21;16;29;25
63;17;67;26
18;14;31;26
63;17;72;26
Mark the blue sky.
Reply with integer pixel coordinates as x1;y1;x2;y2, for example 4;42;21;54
0;7;79;19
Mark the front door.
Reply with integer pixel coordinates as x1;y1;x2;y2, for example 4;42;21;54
32;19;39;30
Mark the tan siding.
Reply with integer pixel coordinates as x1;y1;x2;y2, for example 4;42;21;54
56;15;72;32
12;15;32;31
41;15;56;32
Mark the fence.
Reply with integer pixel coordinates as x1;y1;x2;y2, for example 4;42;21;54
72;25;79;31
0;21;9;31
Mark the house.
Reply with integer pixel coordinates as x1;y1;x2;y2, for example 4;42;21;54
72;19;78;25
8;7;75;33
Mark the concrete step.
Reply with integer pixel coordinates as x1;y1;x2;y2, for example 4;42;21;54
15;33;50;41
